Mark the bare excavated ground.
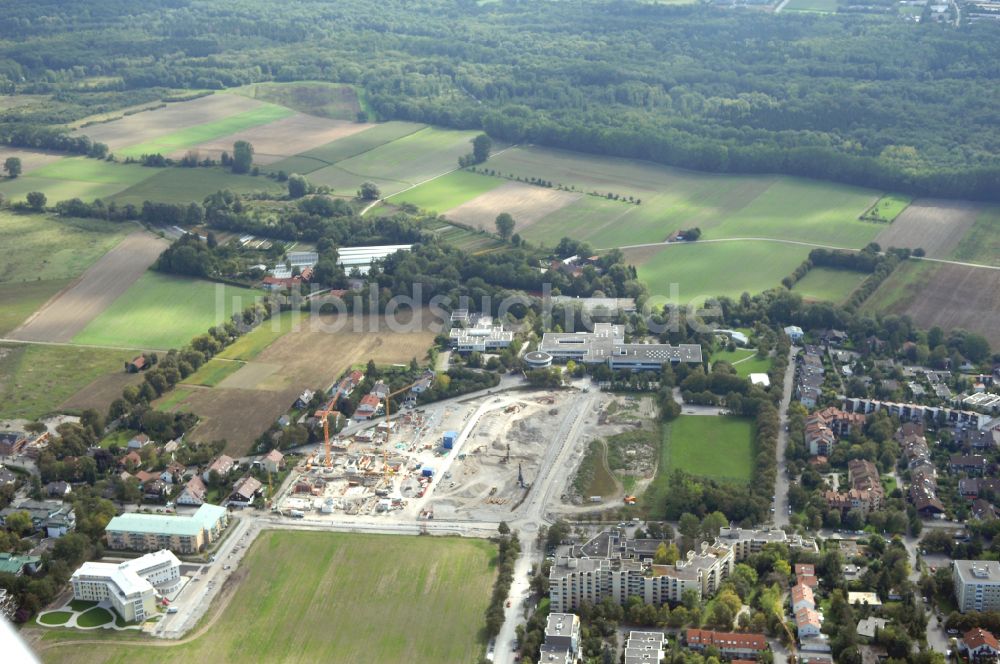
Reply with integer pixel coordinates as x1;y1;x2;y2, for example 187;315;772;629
175;113;374;165
78;95;265;150
8;232;169;344
875;199;980;257
444;182;581;232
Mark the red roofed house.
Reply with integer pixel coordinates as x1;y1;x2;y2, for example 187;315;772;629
796;563;818;588
120;451;142;471
126;356;147;373
795;607;823;637
686;629;768;660
353;394;381;421
964;628;1000;662
792;583;815;612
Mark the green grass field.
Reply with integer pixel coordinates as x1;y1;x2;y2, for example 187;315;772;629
0;344;135;419
117;104;295;158
76;607;113;627
574;440;619;498
72;272;260;349
30;157;154;186
392;170;505;212
154;387;195;412
631;241;810;302
112;167;284;205
181;358;244;387
0;176;128;204
951;206;1000;267
216;310;301;361
38;612;72;626
861;194;912;222
308;126;481;195
0;212;128;284
792;267;866;303
490;147;879;250
40;531;496;664
666;416;754;483
271;121;427;174
711;348;771;378
859;260;938;315
424;219;506;254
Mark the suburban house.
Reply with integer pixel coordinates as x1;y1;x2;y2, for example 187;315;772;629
203;454;237;482
295;389;315;409
127;434;153;450
950;454;990;476
176;475;208;506
262;449;285;474
45;481;71;498
792;583;815;612
783;326;804;343
0;500;76;538
353;394;382;421
120;450;142;471
796;608;823;638
228;476;263;506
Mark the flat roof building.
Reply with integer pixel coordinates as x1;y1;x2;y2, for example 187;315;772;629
954;560;1000;613
71;549;180;623
539;323;701;371
625;631;666;664
448;315;513;353
105;504;229;554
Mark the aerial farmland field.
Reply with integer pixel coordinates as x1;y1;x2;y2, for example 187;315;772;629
791;267;866;304
112;167;285;206
874;199;981;258
37;532;497;664
950;206;1000;267
626;240;810;302
392;169;505;212
231;81;366;121
270;121;427;174
72;272;261;350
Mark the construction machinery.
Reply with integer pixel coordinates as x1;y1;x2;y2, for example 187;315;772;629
317;403;338;468
380;379;422;484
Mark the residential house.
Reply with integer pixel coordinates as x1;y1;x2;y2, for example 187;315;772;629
0;553;41;576
805;418;836;457
960;478;1000;500
228;476;263;506
262;449;285;474
0;500;75;538
353;394;381;421
795;608;823;638
176;475;208;506
294;389;315;409
203;454;236;482
784;326;804;343
963;628;1000;662
163;439;180;455
792;583;815;612
856;617;889;640
120;450;142;471
951;454;990;476
972;499;997;521
45;481;71;498
127;434;152;450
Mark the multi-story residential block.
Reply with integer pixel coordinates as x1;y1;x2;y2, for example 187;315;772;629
70;549;181;622
537;613;581;664
686;629;768;660
954;560;1000;613
716;527;817;561
104;503;228;554
624;631;665;664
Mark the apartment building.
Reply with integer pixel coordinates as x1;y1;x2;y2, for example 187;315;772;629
104;503;228;554
686;629;768;660
538;612;581;664
624;631;665;664
954;560;1000;613
716;527;818;561
70;549;181;622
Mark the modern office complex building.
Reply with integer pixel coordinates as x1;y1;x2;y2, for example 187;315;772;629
70;549;181;622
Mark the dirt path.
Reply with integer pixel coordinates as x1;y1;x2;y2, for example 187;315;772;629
8;232;169;343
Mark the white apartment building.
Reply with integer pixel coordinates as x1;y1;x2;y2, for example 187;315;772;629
549;535;733;613
448;315;513;353
70;549;181;622
954;560;1000;613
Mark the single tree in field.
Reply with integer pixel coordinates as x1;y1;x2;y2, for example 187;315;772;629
358;181;381;200
4;157;22;178
495;212;515;240
472;134;492;164
26;191;46;211
231;140;254;174
288;173;309;199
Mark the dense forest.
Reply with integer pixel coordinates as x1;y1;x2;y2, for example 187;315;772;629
0;1;998;198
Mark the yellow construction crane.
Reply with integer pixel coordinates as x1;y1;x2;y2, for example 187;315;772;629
317;403;338;468
381;380;422;483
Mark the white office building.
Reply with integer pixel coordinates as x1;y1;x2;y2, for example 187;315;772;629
954;560;1000;613
448;315;513;352
70;549;181;622
539;323;701;371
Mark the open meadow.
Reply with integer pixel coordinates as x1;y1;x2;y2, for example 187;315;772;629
111;167;284;206
949;206;1000;267
392;169;505;213
626;240;810;302
791;267;866;304
711;349;772;378
664;416;754;483
72;272;260;350
37;531;497;664
0;344;134;420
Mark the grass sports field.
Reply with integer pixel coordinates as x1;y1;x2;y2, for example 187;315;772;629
0;344;134;419
711;349;771;378
72;272;260;350
792;267;866;303
393;169;505;212
951;206;1000;267
665;416;754;483
627;241;810;302
39;531;497;664
117;103;294;158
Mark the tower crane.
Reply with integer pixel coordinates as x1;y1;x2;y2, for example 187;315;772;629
317;402;338;468
380;379;423;484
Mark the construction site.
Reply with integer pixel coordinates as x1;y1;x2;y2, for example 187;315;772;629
270;383;656;523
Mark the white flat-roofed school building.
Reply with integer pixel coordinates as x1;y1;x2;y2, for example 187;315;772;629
70;549;181;622
539;323;702;371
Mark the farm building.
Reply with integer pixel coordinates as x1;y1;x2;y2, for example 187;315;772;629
336;244;412;275
539;323;702;371
270;251;319;279
104;503;229;554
